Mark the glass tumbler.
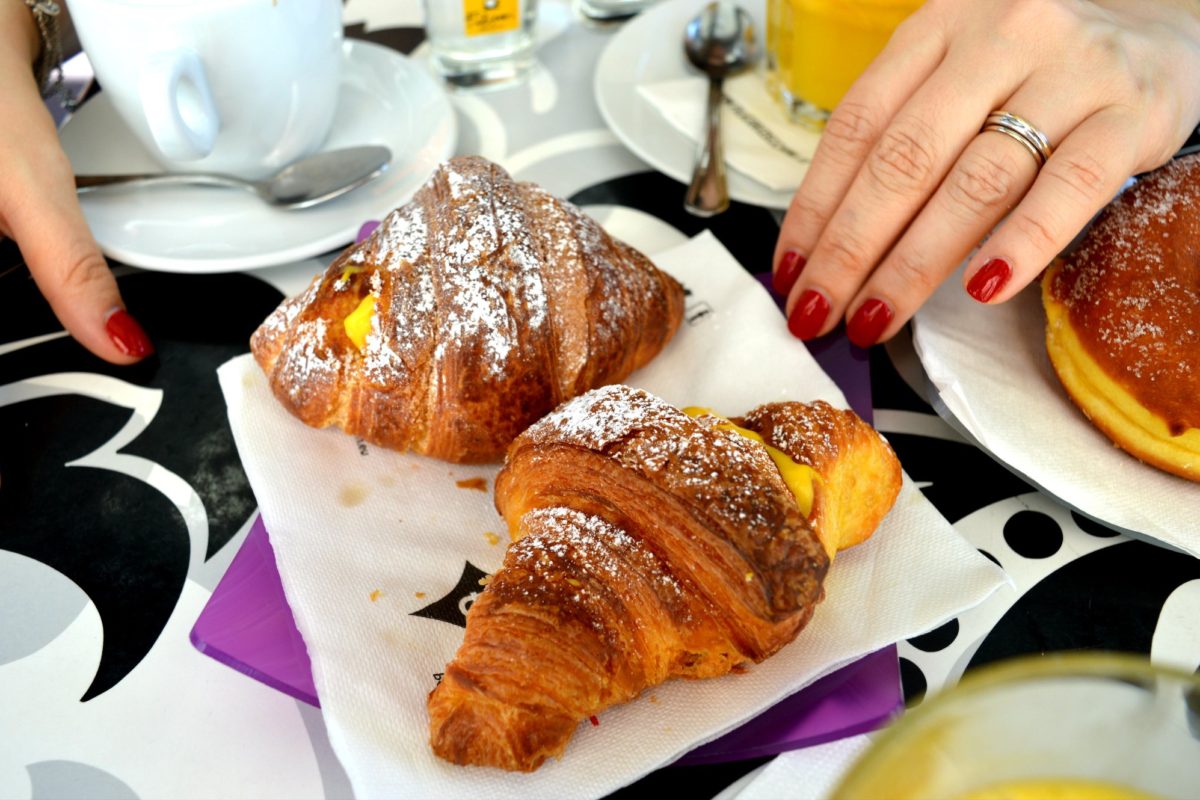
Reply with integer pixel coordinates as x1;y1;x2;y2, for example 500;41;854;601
766;0;922;129
831;653;1200;800
423;0;539;87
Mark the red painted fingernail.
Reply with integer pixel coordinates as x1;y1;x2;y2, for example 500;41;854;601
772;251;806;296
967;258;1012;303
105;308;155;358
787;289;830;340
846;298;894;348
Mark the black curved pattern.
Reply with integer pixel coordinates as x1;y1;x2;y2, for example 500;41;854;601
970;541;1200;667
1002;511;1064;559
411;562;491;629
1;394;188;700
1;267;283;700
883;432;1032;524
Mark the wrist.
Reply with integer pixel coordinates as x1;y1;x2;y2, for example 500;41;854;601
5;1;64;97
3;0;42;66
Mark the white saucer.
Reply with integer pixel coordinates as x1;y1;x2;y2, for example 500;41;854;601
60;40;457;273
912;266;1200;559
594;0;796;210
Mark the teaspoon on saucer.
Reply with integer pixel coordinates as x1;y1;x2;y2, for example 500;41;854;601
75;145;393;210
682;2;758;217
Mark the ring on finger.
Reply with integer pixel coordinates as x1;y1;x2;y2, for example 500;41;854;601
981;110;1054;167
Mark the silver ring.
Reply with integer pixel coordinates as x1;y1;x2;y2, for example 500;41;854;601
982;111;1053;167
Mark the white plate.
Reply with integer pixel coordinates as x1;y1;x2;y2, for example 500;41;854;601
911;267;1200;559
60;40;457;273
594;0;797;210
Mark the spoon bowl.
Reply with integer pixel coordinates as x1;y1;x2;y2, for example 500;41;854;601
684;2;757;79
682;2;758;217
75;145;393;210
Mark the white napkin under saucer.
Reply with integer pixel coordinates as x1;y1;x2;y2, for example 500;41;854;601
637;72;821;193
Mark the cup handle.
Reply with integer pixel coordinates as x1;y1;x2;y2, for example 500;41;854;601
139;50;220;162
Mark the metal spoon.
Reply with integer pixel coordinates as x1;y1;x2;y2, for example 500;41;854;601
682;2;758;217
75;145;392;210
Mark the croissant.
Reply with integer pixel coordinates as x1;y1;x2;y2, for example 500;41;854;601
250;156;685;462
427;384;902;771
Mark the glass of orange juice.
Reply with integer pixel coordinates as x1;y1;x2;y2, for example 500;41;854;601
766;0;923;129
830;653;1200;800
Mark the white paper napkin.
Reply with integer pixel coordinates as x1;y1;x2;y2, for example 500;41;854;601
637;73;820;193
912;266;1200;559
220;231;1005;800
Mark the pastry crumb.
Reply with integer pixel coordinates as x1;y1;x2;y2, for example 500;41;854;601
649;695;658;704
484;531;500;545
415;591;426;599
339;484;369;507
369;589;382;602
456;477;488;492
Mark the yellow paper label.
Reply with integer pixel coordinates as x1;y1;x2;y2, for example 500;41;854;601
463;0;521;37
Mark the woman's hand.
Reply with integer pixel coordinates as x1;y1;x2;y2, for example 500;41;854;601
772;0;1200;347
0;0;152;363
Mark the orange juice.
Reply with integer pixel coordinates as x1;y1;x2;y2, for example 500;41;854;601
766;0;923;122
958;778;1163;800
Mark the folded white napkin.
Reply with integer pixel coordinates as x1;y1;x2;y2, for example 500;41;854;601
912;268;1200;558
729;734;874;800
637;73;821;193
220;231;1005;800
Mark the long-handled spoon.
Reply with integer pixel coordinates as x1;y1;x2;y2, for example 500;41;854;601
682;2;758;217
75;145;392;210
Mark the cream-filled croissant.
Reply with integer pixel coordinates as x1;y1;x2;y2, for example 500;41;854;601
251;156;685;462
427;384;902;771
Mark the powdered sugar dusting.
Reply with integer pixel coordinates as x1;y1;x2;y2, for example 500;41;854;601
425;159;551;378
253;155;682;459
523;387;788;537
522;183;633;348
281;318;341;402
502;506;686;626
1052;154;1199;422
738;401;841;469
523;385;687;451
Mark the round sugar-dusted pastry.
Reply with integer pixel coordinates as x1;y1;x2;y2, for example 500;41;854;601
1042;154;1199;482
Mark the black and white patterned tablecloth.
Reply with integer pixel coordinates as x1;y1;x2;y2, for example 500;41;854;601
3;2;1197;798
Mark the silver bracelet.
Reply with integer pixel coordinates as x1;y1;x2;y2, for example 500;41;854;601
23;0;66;103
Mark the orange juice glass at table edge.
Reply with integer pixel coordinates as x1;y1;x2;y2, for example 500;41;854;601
767;0;923;124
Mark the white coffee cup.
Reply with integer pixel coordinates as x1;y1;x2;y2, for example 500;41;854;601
66;0;343;179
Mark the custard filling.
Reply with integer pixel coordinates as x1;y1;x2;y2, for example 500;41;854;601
1042;264;1199;478
343;295;377;351
683;407;828;554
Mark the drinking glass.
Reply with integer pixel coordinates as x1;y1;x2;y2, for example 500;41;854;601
831;653;1200;800
423;0;539;87
766;0;922;129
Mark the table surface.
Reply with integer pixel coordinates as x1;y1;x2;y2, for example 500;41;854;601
4;2;1199;798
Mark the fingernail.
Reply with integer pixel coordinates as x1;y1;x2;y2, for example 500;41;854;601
967;258;1012;303
787;289;830;340
772;251;806;296
105;308;155;358
846;298;894;348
